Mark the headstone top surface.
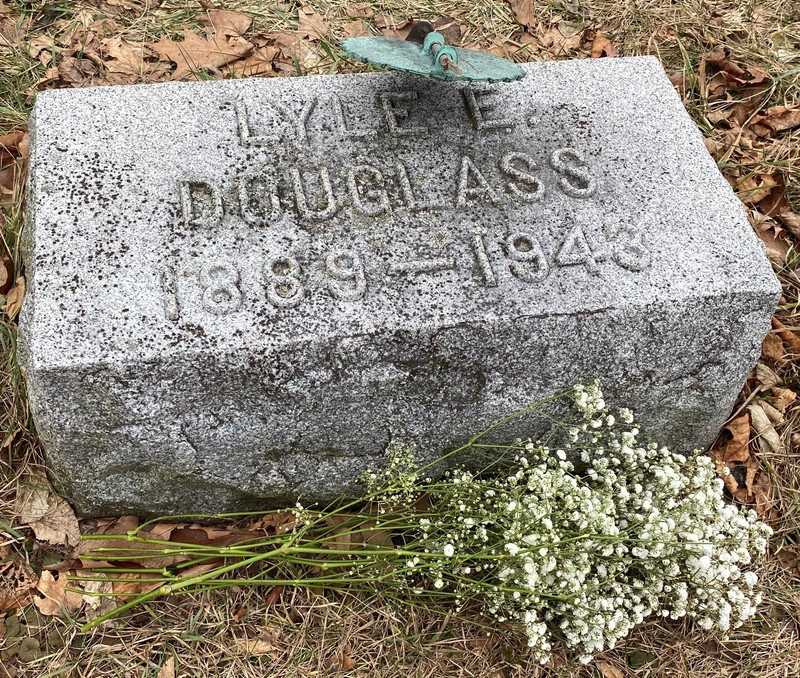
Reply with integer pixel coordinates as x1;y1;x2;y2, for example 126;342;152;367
23;57;774;371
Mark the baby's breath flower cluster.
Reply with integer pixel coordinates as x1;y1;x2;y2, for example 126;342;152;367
366;384;771;664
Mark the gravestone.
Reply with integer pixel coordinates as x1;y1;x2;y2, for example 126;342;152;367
19;57;778;516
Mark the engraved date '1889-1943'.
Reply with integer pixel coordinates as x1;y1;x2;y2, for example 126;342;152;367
161;223;650;319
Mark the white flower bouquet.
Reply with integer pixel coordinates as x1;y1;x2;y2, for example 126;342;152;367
78;384;770;665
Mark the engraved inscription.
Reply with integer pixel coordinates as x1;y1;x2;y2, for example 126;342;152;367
236;100;281;146
167;85;656;320
331;94;377;140
200;262;242;315
178;145;599;226
238;173;280;224
557;224;601;274
264;256;305;308
347;165;391;216
380;92;427;137
549;148;596;198
388;257;456;275
607;221;652;271
462;85;514;132
295;97;317;144
161;266;180;321
456;156;500;208
396;162;441;211
471;233;497;287
506;233;549;282
182;223;650;315
325;250;367;301
180;181;223;228
499;152;545;202
291;167;338;221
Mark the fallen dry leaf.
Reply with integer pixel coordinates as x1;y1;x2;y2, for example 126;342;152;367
375;16;413;40
28;34;56;64
28;493;81;548
249;511;297;534
324;644;357;671
721;412;751;463
538;25;583;55
157;656;176;678
759;105;800;133
234;632;282;658
34;570;84;617
596;661;624;678
779;210;800;239
737;174;778;206
148;29;252;80
432;16;462;45
29;66;60;92
73;570;116;621
102;36;146;77
506;0;535;28
591;34;618;58
207;9;252;39
760;400;784;426
769;386;796;412
273;32;320;71
325;514;393;551
776;547;800;576
15;472;51;524
703;47;770;87
298;6;329;41
754;362;780;390
2;276;24;317
762;332;784;362
342;20;371;39
347;3;374;19
0;255;12;295
227;46;279;77
748;403;784;454
0;555;38;612
669;71;692;99
58;55;99;86
772;317;800;355
0;130;29;197
264;585;285;608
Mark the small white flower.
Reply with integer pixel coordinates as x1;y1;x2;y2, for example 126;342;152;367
443;543;455;557
433;579;444;589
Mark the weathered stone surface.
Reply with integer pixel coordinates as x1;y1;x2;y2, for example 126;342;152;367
19;57;778;516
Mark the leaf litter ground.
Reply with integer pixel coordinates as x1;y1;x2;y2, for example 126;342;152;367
1;0;800;676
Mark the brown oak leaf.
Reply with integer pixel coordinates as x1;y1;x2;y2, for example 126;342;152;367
29;494;81;548
298;6;329;41
759;105;800;133
721;412;751;463
506;0;535;28
102;36;146;76
207;9;252;39
148;29;252;80
591;34;618;58
343;20;371;39
2;276;25;319
34;570;83;617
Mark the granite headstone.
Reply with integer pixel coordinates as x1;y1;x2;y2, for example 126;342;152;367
19;57;779;516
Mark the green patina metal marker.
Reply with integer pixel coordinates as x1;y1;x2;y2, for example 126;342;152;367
342;21;526;83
